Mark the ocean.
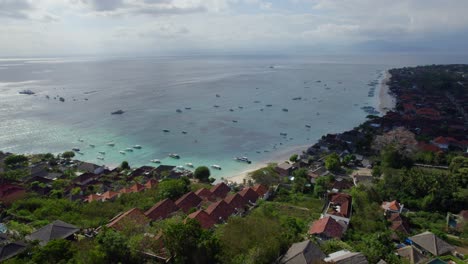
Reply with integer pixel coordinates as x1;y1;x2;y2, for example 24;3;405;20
0;54;466;178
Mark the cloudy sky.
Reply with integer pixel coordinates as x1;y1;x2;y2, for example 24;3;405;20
1;0;468;57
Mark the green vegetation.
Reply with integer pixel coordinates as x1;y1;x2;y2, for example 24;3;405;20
120;160;130;170
289;154;298;162
61;151;75;159
324;153;340;172
248;163;280;187
194;166;211;183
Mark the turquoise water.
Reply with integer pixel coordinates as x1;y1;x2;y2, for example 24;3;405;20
0;55;465;178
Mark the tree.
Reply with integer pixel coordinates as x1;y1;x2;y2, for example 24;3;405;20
248;164;281;187
158;179;190;200
289;154;298;162
61;151;75;159
32;239;75;264
4;154;28;167
325;153;340;172
162;218;219;264
120;161;130;170
95;228;131;263
194;166;211;182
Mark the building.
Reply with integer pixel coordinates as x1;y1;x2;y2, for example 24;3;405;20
107;208;150;231
0;241;27;262
0;184;26;206
27;220;80;246
205;200;235;223
324;250;368;264
210;182;230;199
308;216;346;240
275;162;294;177
145;199;179;221
279;240;325;264
238;187;260;204
224;193;248;213
323;193;352;224
187;210;216;229
175;192;202;213
408;231;455;257
381;200;404;215
396;246;427;264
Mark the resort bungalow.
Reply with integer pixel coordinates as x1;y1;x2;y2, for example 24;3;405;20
408;231;455;257
323;193;352;224
238;187;260;204
27;220;80;246
0;241;27;262
396;246;428;264
205;200;235;223
308;216;346;240
186;210;217;229
210;182;231;199
224;193;248;214
145;198;179;221
107;208;150;232
175;191;202;213
381;200;404;215
0;184;26;206
275;162;294;177
279;240;325;264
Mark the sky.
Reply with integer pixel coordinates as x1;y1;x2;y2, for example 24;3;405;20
1;0;468;57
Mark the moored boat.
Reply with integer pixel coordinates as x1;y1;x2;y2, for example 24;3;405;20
211;164;222;170
169;153;180;159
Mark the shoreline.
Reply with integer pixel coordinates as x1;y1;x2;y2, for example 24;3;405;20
378;70;396;114
225;144;309;184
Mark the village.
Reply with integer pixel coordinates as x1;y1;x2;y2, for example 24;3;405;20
0;64;467;263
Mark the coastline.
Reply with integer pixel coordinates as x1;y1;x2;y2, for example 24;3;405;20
225;144;309;184
378;70;396;114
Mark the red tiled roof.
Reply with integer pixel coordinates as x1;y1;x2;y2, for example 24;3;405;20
418;142;441;153
119;187;134;194
187;210;216;229
107;208;150;231
195;188;214;200
433;136;450;145
101;191;119;200
238;187;259;203
328;193;352;218
130;183;146;192
85;194;103;202
210;182;230;198
252;184;268;197
382;200;401;212
224;193;247;211
145;198;179;221
308;216;344;239
145;179;158;189
175;191;202;213
205;200;235;223
0;184;25;199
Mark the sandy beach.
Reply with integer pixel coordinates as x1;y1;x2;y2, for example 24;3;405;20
225;144;310;184
378;71;396;114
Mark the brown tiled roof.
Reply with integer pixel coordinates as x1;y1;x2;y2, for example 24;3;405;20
195;188;214;200
107;208;150;231
130;183;146;192
308;216;344;239
206;200;234;223
187;210;216;229
328;193;352;218
101;191;119;200
119;187;134;194
175;192;202;213
145;179;158;189
145;199;179;221
252;184;268;197
238;187;259;203
85;194;103;202
397;246;427;264
210;182;230;198
224;193;248;211
409;231;455;256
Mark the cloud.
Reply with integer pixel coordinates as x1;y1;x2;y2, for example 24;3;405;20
0;0;34;19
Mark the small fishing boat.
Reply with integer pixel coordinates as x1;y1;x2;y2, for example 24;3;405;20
89;144;95;147
266;104;272;107
216;94;221;97
176;109;182;113
305;125;311;128
232;120;238;123
280;132;287;136
111;110;124;115
98;151;106;155
211;165;222;170
72;148;80;152
97;156;104;160
119;151;126;154
234;157;251;164
169;153;180;159
107;142;115;146
282;108;288;112
163;129;170;133
185;163;194;168
125;148;133;152
213;105;220;108
185;107;191;110
182;131;188;134
150;159;161;163
78;138;84;142
133;145;142;149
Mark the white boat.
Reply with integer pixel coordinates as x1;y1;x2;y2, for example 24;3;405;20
107;142;115;146
150;159;161;163
125;148;133;152
78;138;84;142
211;165;222;170
185;163;194;168
234;157;251;164
176;165;185;170
97;156;104;160
98;151;105;155
119;151;126;154
133;145;142;149
169;153;180;159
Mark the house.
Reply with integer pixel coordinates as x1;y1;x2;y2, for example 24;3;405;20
252;184;269;199
331;178;354;192
324;250;368;264
224;193;248;213
323;193;352;223
279;240;325;264
308;216;346;240
27;220;80;246
76;162;105;174
175;192;202;213
144;179;158;189
0;184;26;206
84;194;103;203
145;199;179;221
195;188;214;201
107;208;150;231
431;137;457;150
129;183;146;193
408;231;455;256
153;165;177;179
238;187;260;204
0;241;27;262
29;163;49;178
129;166;156;178
381;200;404;215
388;213;410;236
205;200;235;223
276;162;294;177
210;182;230;199
72;172;99;186
101;190;119;201
187;210;216;229
396;246;427;264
